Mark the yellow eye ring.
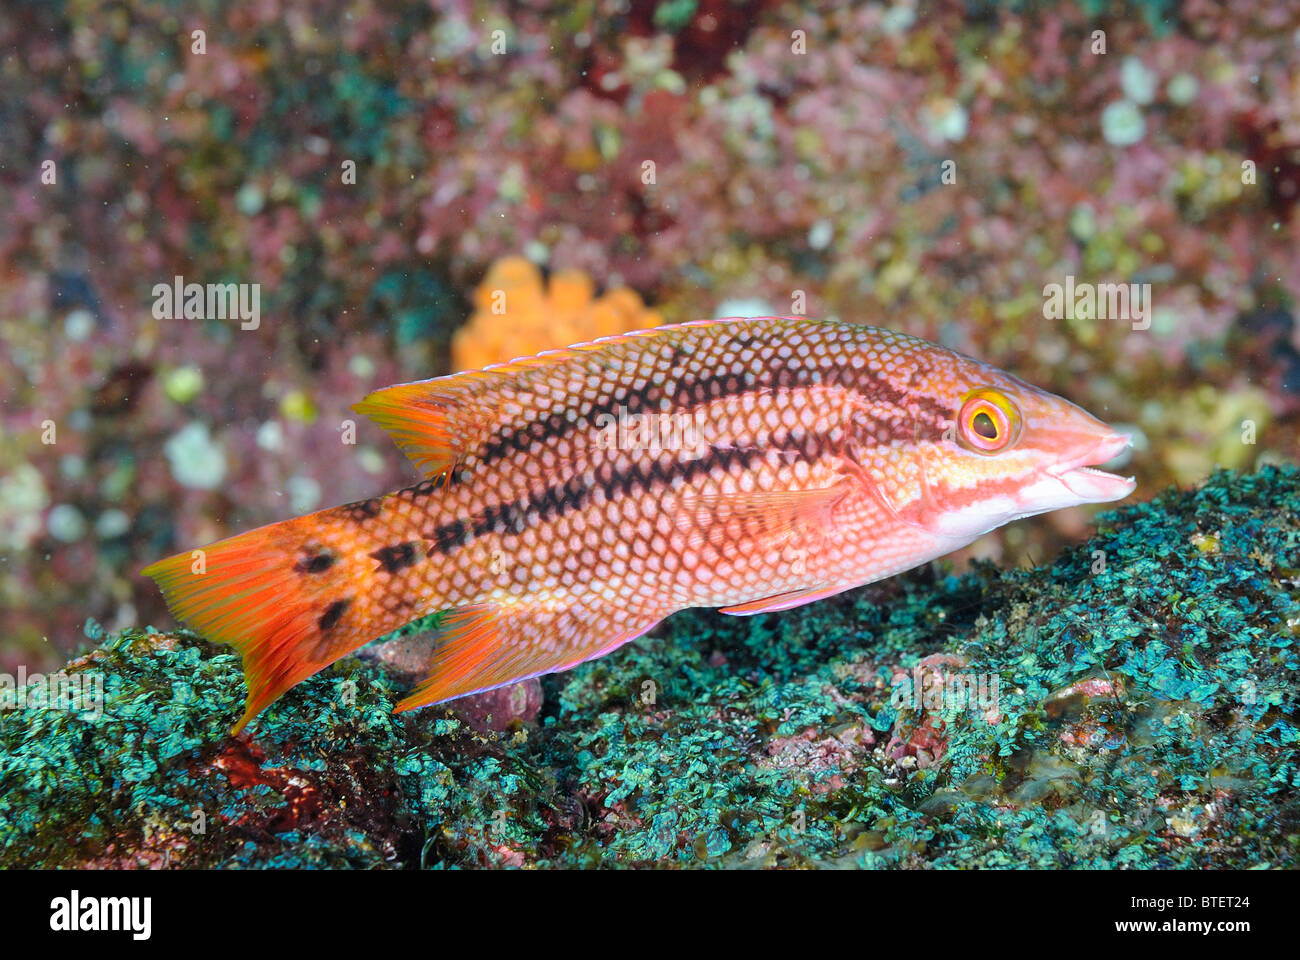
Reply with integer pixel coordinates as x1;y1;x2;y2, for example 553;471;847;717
956;388;1021;453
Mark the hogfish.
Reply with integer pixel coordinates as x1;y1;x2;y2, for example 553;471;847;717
143;316;1135;733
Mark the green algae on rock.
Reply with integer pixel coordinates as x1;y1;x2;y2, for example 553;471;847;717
2;466;1297;869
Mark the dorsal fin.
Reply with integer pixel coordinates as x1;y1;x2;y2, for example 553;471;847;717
351;378;484;480
352;316;790;477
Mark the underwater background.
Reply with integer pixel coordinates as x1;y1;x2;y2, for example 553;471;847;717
1;0;1299;868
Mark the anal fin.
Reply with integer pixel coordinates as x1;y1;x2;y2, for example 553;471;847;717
394;597;664;712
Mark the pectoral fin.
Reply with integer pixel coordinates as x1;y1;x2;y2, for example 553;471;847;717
675;481;850;550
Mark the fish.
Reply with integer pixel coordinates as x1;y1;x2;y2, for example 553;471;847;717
142;316;1135;733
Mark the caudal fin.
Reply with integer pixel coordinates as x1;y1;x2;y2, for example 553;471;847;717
142;511;388;734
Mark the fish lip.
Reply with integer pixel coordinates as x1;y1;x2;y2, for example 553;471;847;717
1047;432;1137;502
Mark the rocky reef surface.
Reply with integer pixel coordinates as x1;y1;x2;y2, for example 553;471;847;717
1;466;1296;868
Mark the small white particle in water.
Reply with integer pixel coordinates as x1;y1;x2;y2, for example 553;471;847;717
715;297;775;318
287;475;322;513
1166;73;1198;106
348;354;376;379
64;308;95;342
164;422;227;490
47;504;87;542
1120;57;1158;105
358;446;387;474
256;420;285;452
808;219;833;250
1101;100;1145;146
95;508;130;539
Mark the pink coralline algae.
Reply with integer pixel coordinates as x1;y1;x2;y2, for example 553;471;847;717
765;724;876;792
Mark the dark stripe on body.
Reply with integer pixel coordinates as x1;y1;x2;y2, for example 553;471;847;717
470;351;951;476
425;433;834;557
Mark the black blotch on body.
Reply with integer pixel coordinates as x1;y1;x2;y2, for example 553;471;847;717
295;551;336;575
432;518;468;552
371;541;419;574
342;497;382;522
318;598;351;632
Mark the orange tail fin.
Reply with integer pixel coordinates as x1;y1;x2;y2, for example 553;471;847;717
142;508;412;734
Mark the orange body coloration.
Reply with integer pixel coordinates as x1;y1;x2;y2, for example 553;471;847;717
143;317;1134;733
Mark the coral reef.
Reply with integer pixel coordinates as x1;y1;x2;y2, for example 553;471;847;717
2;466;1296;869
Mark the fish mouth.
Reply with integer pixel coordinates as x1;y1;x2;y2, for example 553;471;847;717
1048;432;1137;503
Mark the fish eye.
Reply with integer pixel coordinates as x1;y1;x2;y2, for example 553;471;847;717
956;389;1020;453
972;411;998;439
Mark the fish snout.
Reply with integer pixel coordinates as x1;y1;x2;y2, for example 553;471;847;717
1045;430;1136;503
